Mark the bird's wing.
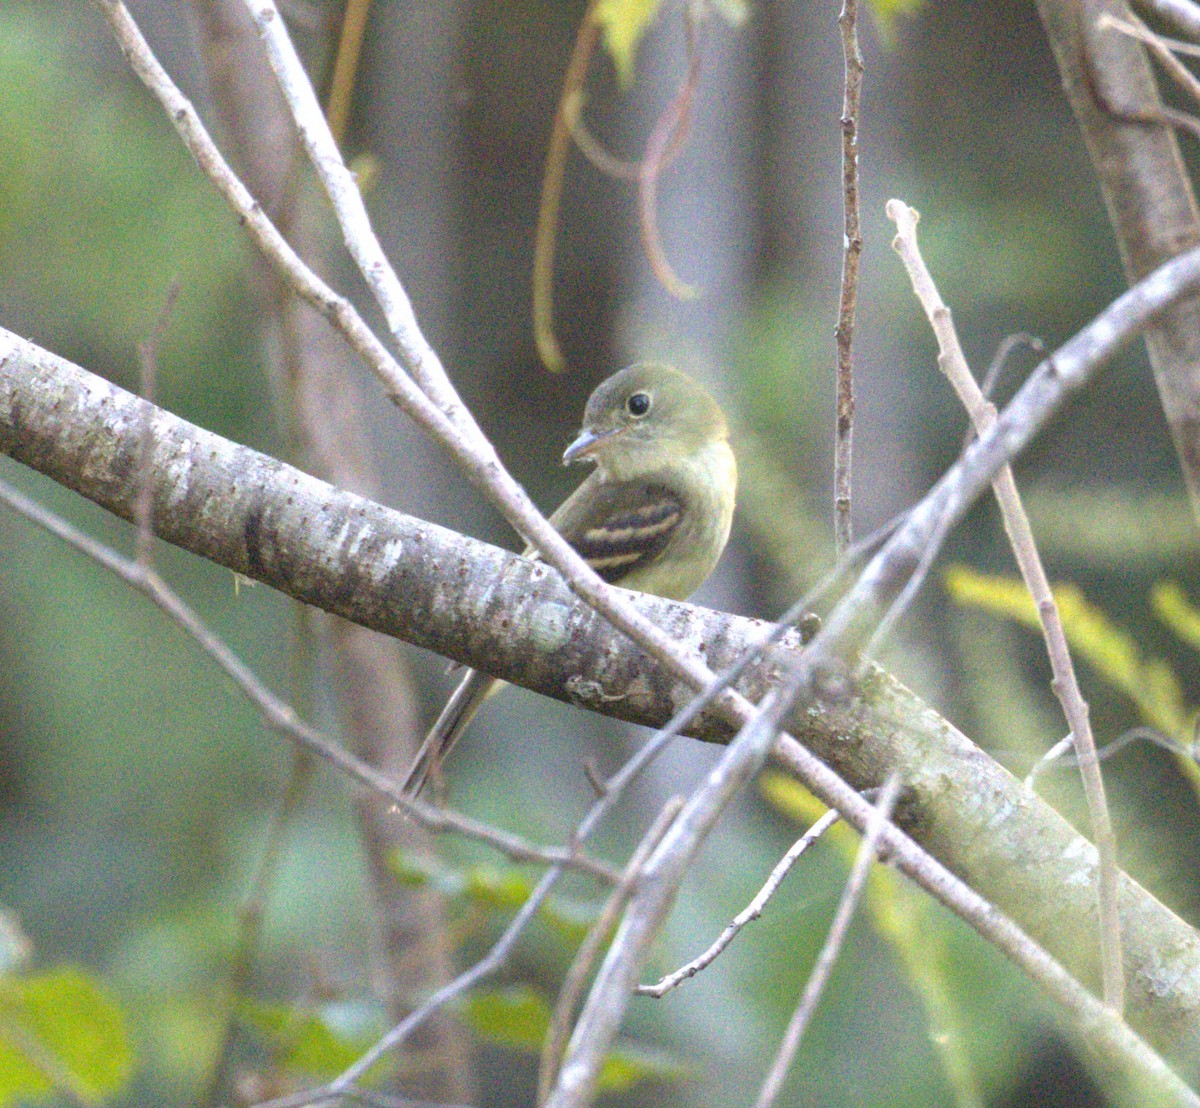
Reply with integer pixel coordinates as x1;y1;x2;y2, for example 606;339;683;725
403;476;684;794
550;476;684;584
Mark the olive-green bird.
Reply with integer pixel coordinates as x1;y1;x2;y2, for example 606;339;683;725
402;362;737;795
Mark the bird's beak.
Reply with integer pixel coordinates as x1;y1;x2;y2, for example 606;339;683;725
562;424;621;465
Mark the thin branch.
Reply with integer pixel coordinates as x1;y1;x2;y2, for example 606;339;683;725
242;0;472;429
0;475;616;886
636;808;841;998
834;0;863;556
293;866;570;1103
859;486;958;663
887;198;1124;1012
1103;11;1200;107
964;332;1045;451
801;222;1200;694
1138;0;1200;42
754;772;901;1108
1026;724;1200;789
538;797;685;1103
546;686;798;1108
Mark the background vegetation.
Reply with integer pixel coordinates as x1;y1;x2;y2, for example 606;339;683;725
1;0;1198;1104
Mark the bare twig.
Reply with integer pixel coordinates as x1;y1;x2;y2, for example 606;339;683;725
636;807;841;998
546;686;798;1108
1102;11;1200;107
965;333;1045;450
806;235;1200;678
834;0;863;556
0;475;616;886
860;491;958;663
538;797;684;1103
1026;724;1200;789
887;198;1124;1012
754;773;901;1108
242;0;472;429
1137;0;1200;44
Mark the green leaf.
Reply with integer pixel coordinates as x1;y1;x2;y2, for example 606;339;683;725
238;998;385;1081
598;1042;691;1092
0;967;132;1105
595;0;665;88
460;987;687;1091
945;566;1189;738
759;772;829;826
390;850;597;943
1152;581;1200;651
460;985;549;1051
465;866;535;910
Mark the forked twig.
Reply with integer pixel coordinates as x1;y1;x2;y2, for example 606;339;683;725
637;807;840;998
754;773;901;1108
887;199;1124;1012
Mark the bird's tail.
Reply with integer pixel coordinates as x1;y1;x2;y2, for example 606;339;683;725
402;668;502;796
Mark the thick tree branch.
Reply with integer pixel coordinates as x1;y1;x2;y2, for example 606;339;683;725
4;329;1200;1086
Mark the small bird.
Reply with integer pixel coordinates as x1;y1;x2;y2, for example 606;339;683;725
402;362;737;795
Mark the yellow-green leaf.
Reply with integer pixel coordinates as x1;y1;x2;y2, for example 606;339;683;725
945;566;1189;742
597;1042;690;1092
390;850;596;942
0;967;132;1105
460;986;549;1051
595;0;665;88
238;998;385;1081
1152;581;1200;651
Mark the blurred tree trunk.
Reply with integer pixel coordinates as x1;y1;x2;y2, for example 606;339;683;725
188;1;475;1100
1037;0;1200;518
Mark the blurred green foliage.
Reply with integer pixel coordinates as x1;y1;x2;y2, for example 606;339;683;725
458;985;690;1093
946;567;1195;768
0;0;1198;1105
0;965;132;1105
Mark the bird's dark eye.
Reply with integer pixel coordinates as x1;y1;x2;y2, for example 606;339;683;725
626;392;652;417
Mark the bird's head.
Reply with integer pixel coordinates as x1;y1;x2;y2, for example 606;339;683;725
562;363;728;479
